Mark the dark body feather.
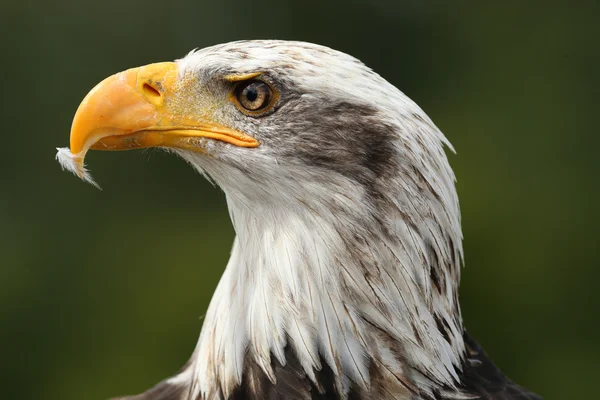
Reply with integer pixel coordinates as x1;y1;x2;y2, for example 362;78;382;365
453;333;543;400
115;332;541;400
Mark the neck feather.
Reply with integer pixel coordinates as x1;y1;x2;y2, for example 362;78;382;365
183;174;465;399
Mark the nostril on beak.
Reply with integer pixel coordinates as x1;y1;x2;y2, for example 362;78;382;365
142;82;162;106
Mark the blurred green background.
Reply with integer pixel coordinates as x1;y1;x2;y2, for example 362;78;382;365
1;0;598;399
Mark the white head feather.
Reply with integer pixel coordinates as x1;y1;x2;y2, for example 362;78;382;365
169;41;465;400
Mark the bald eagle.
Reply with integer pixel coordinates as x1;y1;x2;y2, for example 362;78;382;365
57;40;542;400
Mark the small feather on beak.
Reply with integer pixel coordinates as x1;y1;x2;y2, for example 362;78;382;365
55;147;100;189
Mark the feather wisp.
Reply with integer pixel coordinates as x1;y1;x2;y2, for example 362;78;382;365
55;147;100;189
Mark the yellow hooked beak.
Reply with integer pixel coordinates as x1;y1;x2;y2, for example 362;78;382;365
66;62;259;179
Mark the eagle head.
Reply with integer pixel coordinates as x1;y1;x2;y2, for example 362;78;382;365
58;41;472;400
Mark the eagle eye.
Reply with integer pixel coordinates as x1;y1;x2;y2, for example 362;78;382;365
233;80;274;114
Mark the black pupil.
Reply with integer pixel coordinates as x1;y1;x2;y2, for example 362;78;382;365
245;85;258;102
